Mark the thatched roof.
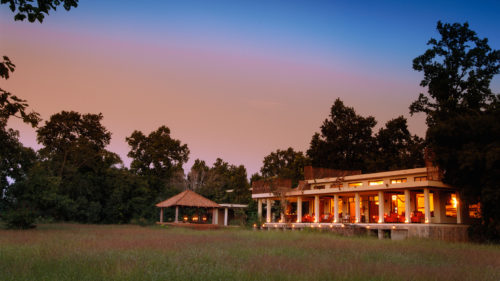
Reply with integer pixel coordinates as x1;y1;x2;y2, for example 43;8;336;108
155;190;221;208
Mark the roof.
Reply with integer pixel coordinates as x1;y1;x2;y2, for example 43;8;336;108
156;190;221;208
219;203;248;208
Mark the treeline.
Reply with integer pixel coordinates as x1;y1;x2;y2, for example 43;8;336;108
252;102;425;186
0;108;254;226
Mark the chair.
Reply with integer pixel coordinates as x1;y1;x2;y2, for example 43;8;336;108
411;211;424;223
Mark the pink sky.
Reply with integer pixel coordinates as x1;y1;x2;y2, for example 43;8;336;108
2;15;429;176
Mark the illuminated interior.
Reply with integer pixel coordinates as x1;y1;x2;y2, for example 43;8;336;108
391;194;406;215
414;176;427;182
391;178;407;184
348;182;363;187
369;180;384;186
445;193;458;217
416;193;434;215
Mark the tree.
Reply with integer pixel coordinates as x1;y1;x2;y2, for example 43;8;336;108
307;98;376;171
367;116;424;172
187;159;209;191
411;21;500;241
260;147;310;186
1;0;78;23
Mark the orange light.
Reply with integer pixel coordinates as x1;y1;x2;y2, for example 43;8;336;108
392;226;396;229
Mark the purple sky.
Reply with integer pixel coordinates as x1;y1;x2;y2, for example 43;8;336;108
1;0;499;176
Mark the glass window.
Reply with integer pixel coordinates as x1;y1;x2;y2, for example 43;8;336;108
369;180;384;186
445;193;457;217
469;203;481;219
391;178;407;184
414;176;427;182
416;193;434;216
348;182;362;187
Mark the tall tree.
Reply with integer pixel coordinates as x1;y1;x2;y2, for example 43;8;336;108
307;98;376;171
368;116;425;172
187;159;209;191
260;147;310;186
410;21;500;241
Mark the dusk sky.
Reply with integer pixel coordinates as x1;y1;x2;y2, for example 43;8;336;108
1;0;499;176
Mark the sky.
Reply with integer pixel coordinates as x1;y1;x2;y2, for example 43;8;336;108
1;0;500;177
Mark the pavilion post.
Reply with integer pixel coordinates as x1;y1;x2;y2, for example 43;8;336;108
175;206;179;223
314;195;319;223
257;199;262;222
333;194;339;223
424;188;430;223
378;191;384;223
224;207;228;226
266;199;272;223
355;192;360;223
297;196;302;223
456;192;462;224
405;190;411;223
160;208;164;223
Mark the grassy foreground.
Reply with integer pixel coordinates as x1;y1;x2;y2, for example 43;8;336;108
1;224;499;281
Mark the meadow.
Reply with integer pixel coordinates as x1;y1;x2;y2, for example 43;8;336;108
1;224;499;281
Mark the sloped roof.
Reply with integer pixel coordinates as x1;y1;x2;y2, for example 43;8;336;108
155;190;221;208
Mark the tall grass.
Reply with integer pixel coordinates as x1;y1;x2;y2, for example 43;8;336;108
1;224;499;280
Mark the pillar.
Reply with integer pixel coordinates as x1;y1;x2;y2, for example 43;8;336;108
333;194;339;223
160;208;164;223
297;196;302;223
224;207;228;226
175;206;179;223
355;192;360;223
212;208;217;224
314;195;320;223
378;191;384;223
424;188;430;223
456;192;462;224
257;199;262;222
404;190;411;223
214;208;219;224
266;198;272;223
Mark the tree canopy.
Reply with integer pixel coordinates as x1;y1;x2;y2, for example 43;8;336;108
411;21;500;241
1;0;78;23
307;98;377;171
260;147;310;187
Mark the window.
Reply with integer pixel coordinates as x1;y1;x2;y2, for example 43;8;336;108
469;203;481;219
445;193;458;217
414;176;427;182
416;193;434;216
391;178;407;184
348;182;362;187
369;180;384;186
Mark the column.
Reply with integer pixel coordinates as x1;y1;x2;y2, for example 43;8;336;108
333;194;339;223
297;196;302;223
355;192;360;223
212;208;217;224
314;195;320;223
266;198;272;223
175;206;179;223
404;190;411;223
424;188;430;223
214;208;219;224
378;191;384;223
160;208;164;223
224;207;228;226
456;193;462;224
257;199;262;222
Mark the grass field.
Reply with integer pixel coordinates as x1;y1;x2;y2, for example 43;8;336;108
1;224;499;281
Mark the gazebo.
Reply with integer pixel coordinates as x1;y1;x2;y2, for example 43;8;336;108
156;190;221;224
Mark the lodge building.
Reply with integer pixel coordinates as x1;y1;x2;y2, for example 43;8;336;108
252;166;478;241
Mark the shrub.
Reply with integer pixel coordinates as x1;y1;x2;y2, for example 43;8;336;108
2;207;37;229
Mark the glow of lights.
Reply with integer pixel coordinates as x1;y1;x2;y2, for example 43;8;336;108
392;195;397;201
330;224;333;228
405;219;409;223
366;226;370;229
425;219;429;223
378;219;382;223
318;224;322;228
341;224;345;228
292;224;295;228
369;180;384;186
452;197;458;208
392;226;396;229
253;224;257;228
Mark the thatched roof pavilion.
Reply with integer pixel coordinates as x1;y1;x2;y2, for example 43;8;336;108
156;190;221;223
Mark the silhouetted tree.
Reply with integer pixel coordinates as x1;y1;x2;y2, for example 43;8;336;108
260;147;310;186
411;21;500;241
367;116;424;172
307;98;376;171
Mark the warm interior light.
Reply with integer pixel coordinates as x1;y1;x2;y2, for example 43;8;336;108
369;180;384;186
392;195;397;201
452;195;458;208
